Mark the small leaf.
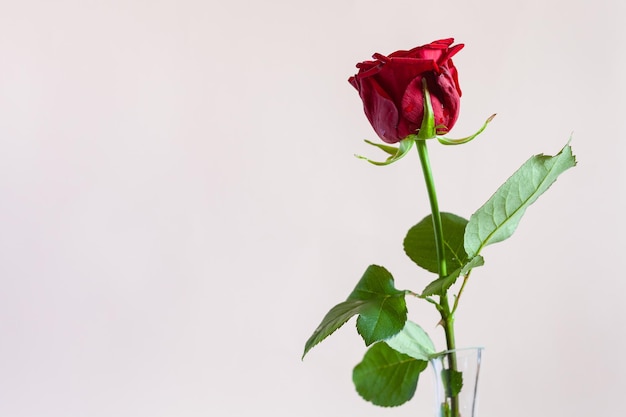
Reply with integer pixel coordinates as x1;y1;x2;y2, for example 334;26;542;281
442;369;464;398
404;212;469;274
302;265;406;358
384;321;436;361
421;256;484;296
353;342;428;407
464;144;576;258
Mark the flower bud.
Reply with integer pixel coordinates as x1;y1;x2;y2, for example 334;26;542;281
349;39;464;144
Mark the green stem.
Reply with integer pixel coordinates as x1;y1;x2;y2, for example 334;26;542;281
415;140;459;417
415;140;446;279
451;271;472;316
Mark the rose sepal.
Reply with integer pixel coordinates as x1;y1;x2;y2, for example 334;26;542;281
436;114;497;146
355;136;416;166
415;78;438;140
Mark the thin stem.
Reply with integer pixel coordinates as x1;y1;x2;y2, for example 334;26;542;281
415;140;459;417
415;140;447;279
415;140;457;337
451;271;473;316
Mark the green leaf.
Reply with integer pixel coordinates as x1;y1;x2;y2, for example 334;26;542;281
421;256;484;297
464;144;576;258
302;265;406;358
349;265;407;346
384;321;436;361
404;212;469;274
302;299;369;359
442;369;464;398
353;342;428;407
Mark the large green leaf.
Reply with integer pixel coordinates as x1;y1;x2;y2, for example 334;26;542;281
302;265;406;358
349;265;407;346
353;342;428;407
302;299;369;359
404;212;469;274
464;144;576;258
384;321;436;361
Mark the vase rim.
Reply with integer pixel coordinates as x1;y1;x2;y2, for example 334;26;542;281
431;346;484;358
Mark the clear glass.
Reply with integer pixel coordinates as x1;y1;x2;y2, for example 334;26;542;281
429;347;483;417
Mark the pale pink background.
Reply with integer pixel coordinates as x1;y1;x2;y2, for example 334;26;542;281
1;0;624;416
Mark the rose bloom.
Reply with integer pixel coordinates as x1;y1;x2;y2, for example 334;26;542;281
349;38;464;144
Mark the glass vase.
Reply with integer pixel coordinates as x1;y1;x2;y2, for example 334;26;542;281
429;347;483;417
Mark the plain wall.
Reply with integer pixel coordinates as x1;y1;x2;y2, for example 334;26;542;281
1;0;624;416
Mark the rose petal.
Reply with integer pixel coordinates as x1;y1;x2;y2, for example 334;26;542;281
400;76;425;124
355;77;401;143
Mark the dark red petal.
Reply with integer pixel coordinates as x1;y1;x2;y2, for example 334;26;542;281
446;59;462;96
388;48;411;58
400;76;425;124
434;70;461;130
437;43;464;66
428;38;455;48
372;52;391;63
384;57;439;71
355;62;384;80
373;57;437;103
355;59;379;71
357;77;401;143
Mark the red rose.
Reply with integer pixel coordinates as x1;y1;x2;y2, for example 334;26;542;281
349;39;464;144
